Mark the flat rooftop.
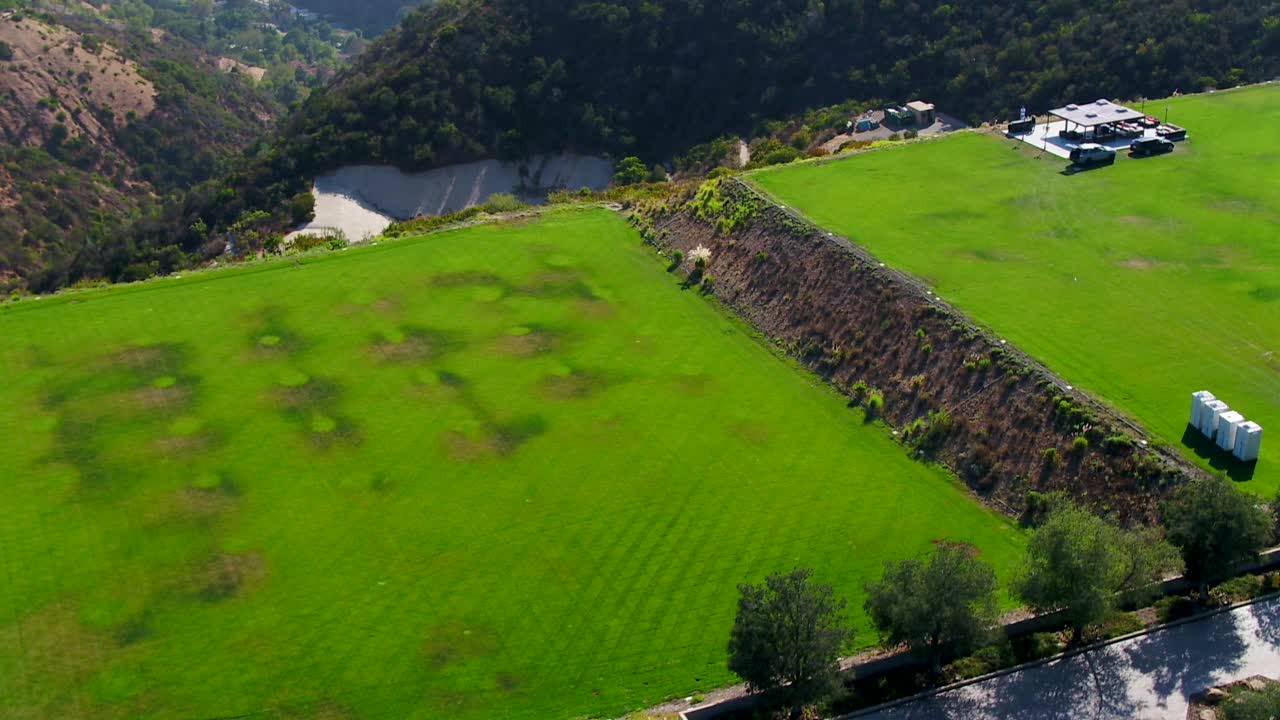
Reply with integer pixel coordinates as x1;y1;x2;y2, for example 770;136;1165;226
1050;99;1145;127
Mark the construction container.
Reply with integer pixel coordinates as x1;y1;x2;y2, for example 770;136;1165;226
1190;390;1215;428
1233;422;1263;462
1200;400;1230;438
1216;411;1245;451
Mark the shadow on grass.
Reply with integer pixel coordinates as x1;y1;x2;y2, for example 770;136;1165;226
1181;424;1256;481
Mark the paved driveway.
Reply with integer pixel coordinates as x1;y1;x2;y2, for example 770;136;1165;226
856;595;1280;720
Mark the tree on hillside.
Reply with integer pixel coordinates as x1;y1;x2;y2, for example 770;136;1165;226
864;542;998;679
728;568;852;714
1163;477;1272;596
613;156;647;186
1013;497;1181;642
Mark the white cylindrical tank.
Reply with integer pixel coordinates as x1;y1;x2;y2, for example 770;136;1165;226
1200;400;1229;437
1233;422;1263;462
1216;411;1244;451
1191;390;1215;428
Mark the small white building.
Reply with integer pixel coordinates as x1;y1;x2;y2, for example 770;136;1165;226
1234;422;1264;462
1190;390;1216;428
1199;400;1230;438
1216;411;1245;451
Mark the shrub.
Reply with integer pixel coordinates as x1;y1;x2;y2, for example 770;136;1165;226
915;328;927;340
866;389;884;418
1101;434;1135;453
850;380;869;397
946;641;1014;681
700;274;716;293
904;129;919;139
1085;612;1144;642
921;343;933;356
963;358;978;371
978;357;992;371
0;41;12;62
1223;684;1280;720
481;192;525;214
670;249;684;266
1153;594;1197;623
614;156;647;185
755;250;769;263
1072;436;1089;452
1211;575;1263;604
1041;448;1058;466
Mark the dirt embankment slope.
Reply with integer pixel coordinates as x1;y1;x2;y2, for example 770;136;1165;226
634;178;1202;523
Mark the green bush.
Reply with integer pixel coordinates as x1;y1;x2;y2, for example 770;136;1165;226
614;156;647;185
947;641;1015;681
481;192;526;214
1223;684;1280;720
1153;594;1197;623
1072;436;1089;452
1211;575;1263;604
1087;612;1144;641
1041;448;1058;466
1101;434;1135;453
866;389;885;418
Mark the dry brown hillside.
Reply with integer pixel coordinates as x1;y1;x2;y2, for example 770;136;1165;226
0;12;155;148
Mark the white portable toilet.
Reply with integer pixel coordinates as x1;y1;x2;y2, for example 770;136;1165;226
1216;411;1245;451
1190;390;1215;428
1200;400;1229;438
1233;422;1263;462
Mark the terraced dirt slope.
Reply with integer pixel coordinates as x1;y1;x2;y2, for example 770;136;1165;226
753;85;1280;494
0;208;1023;720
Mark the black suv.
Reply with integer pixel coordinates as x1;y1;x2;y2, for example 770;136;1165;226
1130;137;1174;157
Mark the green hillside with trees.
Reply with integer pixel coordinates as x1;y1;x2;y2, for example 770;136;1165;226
16;0;1280;291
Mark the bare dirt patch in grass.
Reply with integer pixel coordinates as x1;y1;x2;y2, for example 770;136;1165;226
539;368;613;400
190;552;267;601
422;622;500;668
491;326;563;358
0;602;108;695
1118;257;1169;270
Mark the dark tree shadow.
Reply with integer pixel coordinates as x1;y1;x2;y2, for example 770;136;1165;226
1250;596;1280;649
864;649;1145;720
1180;424;1256;481
1123;606;1249;703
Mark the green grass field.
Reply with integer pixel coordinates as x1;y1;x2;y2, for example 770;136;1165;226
0;208;1023;719
754;84;1280;494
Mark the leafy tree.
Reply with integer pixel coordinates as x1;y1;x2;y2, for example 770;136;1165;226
1013;497;1182;641
864;542;998;678
613;156;647;186
727;568;852;712
1163;477;1272;595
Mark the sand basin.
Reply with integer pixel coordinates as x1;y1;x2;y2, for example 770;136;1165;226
286;154;613;243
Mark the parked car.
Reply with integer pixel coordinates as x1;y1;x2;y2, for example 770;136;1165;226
1130;136;1175;157
1069;143;1117;167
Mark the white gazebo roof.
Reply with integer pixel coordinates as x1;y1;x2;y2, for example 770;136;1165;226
1050;99;1145;127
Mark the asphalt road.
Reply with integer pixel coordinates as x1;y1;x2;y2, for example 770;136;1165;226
856;594;1280;720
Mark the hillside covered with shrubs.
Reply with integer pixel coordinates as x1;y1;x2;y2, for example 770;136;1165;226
23;0;1280;290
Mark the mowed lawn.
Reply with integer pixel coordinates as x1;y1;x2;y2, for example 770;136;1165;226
0;208;1023;720
754;84;1280;494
